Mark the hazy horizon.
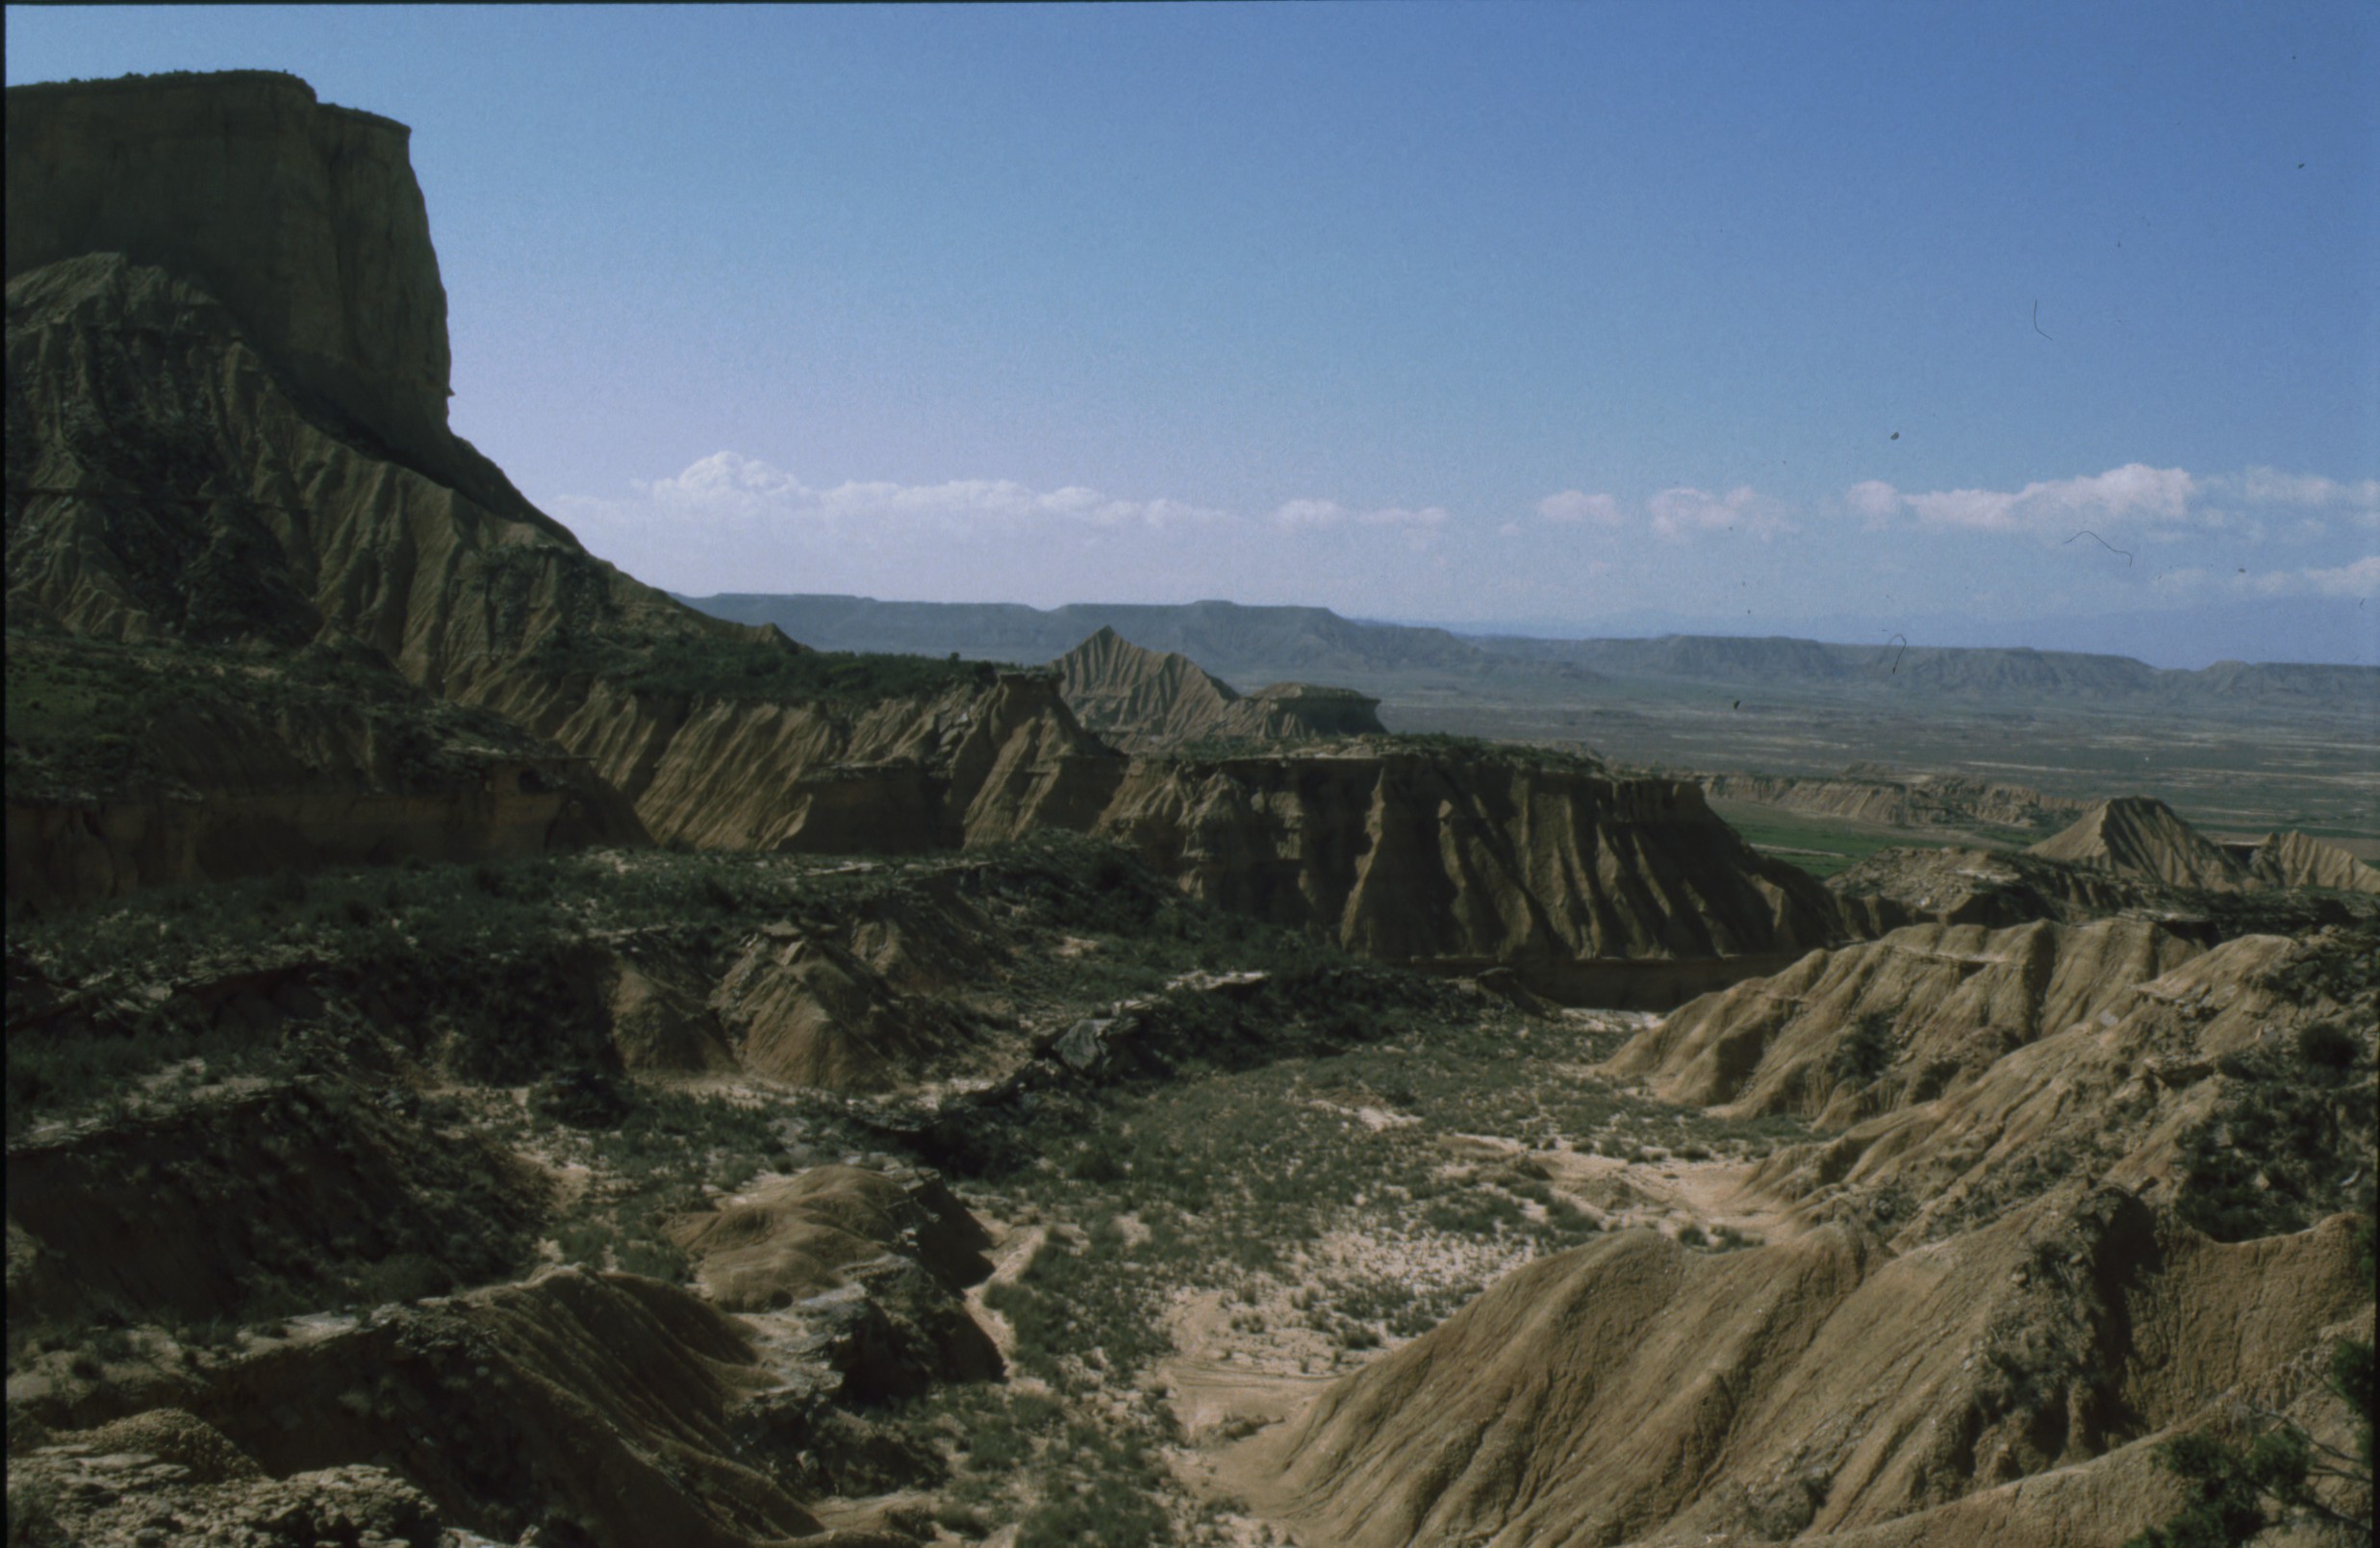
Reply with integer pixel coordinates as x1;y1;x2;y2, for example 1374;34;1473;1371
9;3;2376;668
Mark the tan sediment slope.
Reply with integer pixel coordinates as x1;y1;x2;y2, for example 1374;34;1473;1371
1238;917;2376;1548
564;668;1125;853
1615;918;2376;1247
1056;625;1384;749
1247;1196;2365;1548
1748;926;2376;1245
2026;795;2249;891
2251;828;2380;893
1600;917;2200;1123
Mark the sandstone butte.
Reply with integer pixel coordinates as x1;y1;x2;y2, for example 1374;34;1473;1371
4;69;1841;985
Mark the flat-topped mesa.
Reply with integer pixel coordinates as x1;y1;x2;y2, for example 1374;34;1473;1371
6;70;534;524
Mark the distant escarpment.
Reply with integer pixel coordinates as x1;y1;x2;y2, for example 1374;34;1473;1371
1056;625;1384;750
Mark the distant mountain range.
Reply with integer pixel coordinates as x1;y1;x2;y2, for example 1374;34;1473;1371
682;594;2380;713
680;595;1492;683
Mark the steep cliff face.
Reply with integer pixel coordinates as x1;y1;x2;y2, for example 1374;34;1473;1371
1087;748;1841;966
5;250;1102;884
5;71;537;523
5;253;714;673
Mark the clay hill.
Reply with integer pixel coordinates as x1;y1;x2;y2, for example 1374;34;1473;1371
2025;795;2253;891
1823;792;2380;944
1054;625;1384;750
1239;918;2376;1548
2249;828;2380;894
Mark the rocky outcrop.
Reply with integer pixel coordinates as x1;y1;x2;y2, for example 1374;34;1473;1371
1086;747;1840;968
7;71;532;523
559;670;1126;853
669;1164;1000;1398
5;251;723;679
2026;796;2249;891
1055;625;1384;749
710;930;978;1092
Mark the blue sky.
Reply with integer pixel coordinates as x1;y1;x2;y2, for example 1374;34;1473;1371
9;3;2377;665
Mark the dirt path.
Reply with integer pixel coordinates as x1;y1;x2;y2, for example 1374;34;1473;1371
966;1218;1047;1362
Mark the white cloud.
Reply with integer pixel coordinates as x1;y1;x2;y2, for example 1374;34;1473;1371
1272;497;1449;529
1646;484;1796;543
1900;464;2195;534
2225;468;2380;511
1849;464;2379;541
1844;480;1902;526
2152;555;2380;600
629;452;1234;534
2256;554;2380;597
1536;489;1627;527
